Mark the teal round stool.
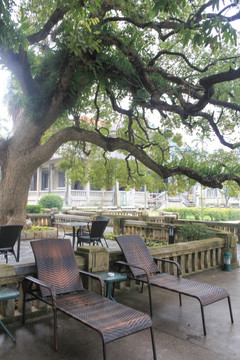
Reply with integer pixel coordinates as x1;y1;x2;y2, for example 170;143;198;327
0;287;19;342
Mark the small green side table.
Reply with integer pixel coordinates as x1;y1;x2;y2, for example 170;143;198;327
0;287;19;343
95;271;127;301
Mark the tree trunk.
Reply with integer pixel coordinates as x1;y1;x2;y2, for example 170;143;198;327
0;170;32;225
0;111;52;225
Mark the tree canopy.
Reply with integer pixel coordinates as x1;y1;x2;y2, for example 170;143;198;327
1;0;240;224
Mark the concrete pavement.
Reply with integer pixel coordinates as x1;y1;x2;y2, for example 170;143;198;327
0;265;240;359
0;239;240;359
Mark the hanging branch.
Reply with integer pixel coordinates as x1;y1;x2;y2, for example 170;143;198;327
135;159;144;177
82;141;91;157
94;84;100;129
125;154;134;183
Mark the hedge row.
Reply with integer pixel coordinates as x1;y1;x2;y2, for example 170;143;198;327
164;207;240;221
26;205;43;214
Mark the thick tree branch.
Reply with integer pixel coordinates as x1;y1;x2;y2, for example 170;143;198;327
148;50;240;74
0;45;36;96
106;87;133;116
200;67;240;89
35;127;240;188
103;16;179;41
27;6;70;44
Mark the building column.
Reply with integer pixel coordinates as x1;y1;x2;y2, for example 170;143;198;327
36;167;41;203
86;182;90;205
114;181;120;208
49;164;53;193
64;174;69;205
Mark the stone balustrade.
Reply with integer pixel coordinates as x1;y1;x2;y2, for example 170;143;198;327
114;218;240;243
0;231;238;327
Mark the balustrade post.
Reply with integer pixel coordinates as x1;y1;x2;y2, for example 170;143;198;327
75;246;109;293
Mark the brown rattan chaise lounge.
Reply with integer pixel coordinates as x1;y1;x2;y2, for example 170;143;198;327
115;234;233;336
22;238;156;360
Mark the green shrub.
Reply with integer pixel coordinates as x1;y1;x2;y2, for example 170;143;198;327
24;225;53;232
186;215;195;220
178;223;213;242
203;215;211;221
164;207;240;221
39;194;63;211
26;204;43;214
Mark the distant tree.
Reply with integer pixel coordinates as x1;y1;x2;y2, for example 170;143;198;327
220;181;240;207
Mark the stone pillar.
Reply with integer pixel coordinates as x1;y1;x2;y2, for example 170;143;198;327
64;174;69;205
222;233;239;268
75;246;109;292
144;185;147;211
86;182;90;205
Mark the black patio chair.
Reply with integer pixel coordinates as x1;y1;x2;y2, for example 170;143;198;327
115;234;234;336
22;238;156;359
0;225;23;263
77;220;109;247
95;216;110;247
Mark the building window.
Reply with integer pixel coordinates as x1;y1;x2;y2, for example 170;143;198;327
58;172;65;188
30;172;37;191
41;170;49;190
72;181;84;190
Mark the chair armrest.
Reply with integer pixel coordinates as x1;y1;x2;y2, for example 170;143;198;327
79;270;105;296
153;257;181;277
24;275;57;305
115;261;151;284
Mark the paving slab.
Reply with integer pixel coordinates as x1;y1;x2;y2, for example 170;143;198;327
0;240;239;359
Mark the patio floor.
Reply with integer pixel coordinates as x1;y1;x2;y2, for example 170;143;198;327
0;241;240;359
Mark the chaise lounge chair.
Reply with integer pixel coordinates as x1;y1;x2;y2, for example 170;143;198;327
22;238;156;359
115;234;233;336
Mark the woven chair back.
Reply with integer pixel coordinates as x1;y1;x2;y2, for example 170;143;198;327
0;225;22;249
96;216;110;224
31;238;84;297
90;220;108;238
115;234;159;277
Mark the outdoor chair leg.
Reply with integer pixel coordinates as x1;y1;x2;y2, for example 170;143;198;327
228;296;234;323
53;308;58;351
0;319;16;343
22;294;26;326
103;236;109;248
147;284;153;316
200;304;207;336
102;339;107;360
150;327;157;360
179;293;182;306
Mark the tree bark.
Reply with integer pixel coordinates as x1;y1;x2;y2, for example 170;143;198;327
0;111;53;225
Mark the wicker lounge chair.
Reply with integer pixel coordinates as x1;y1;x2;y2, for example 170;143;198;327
115;234;233;336
22;238;156;359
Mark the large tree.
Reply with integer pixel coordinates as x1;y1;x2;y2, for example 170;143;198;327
1;0;240;224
